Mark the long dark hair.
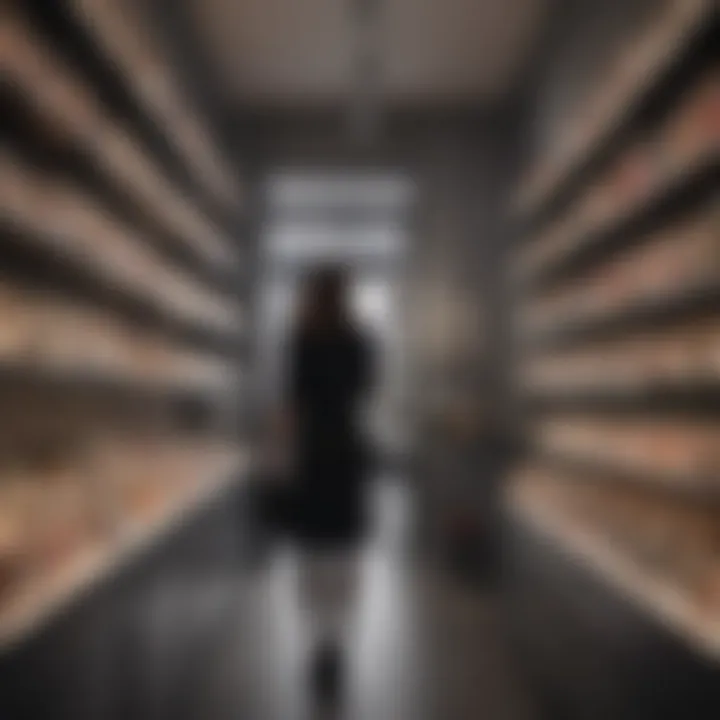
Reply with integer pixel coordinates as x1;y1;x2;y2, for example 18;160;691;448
296;265;351;335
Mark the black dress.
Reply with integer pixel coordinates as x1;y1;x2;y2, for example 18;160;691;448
288;324;373;550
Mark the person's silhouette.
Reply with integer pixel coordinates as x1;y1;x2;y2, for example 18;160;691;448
284;265;375;704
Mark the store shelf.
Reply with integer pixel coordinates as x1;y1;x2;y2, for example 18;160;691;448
0;17;240;277
528;450;720;505
3;82;244;299
0;221;246;359
511;0;720;692
0;0;251;683
521;149;720;292
63;0;244;212
0;361;237;406
525;383;720;417
0;448;248;653
1;148;242;335
20;0;243;226
526;282;720;352
514;0;716;224
510;497;720;660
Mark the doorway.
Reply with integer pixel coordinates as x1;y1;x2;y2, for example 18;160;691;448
256;169;415;458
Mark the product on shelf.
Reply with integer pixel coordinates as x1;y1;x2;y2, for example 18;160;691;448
0;5;245;654
32;467;99;576
0;474;42;603
68;0;243;209
512;0;719;662
514;0;712;217
509;464;720;619
0;286;32;356
0;9;236;268
662;67;720;172
525;316;720;392
0;437;239;626
535;416;720;482
0;280;235;391
519;65;719;282
0;150;240;332
521;202;720;334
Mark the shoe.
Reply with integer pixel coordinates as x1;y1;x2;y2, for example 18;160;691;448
310;641;343;706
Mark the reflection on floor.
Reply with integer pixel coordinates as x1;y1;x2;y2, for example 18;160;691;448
179;480;537;720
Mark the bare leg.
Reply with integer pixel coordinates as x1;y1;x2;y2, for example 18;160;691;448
298;550;358;703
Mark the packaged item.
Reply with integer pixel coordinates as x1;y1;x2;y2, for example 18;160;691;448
665;69;720;168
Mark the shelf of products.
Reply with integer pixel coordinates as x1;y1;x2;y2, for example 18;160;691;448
530;451;719;507
525;317;720;396
0;444;247;650
533;416;720;495
1;150;242;335
1;220;246;361
514;0;715;221
527;282;720;354
510;469;720;659
517;67;720;284
509;1;720;664
0;1;248;661
2;82;243;300
522;202;720;341
0;280;236;396
67;0;243;211
0;7;238;270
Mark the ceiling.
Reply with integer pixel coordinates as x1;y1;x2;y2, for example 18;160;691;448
188;0;548;107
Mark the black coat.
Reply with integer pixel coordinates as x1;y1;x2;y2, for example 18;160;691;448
287;324;374;550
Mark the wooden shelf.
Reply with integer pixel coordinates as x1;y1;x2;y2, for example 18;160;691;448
0;1;250;670
512;0;720;680
23;0;243;234
1;149;243;335
0;448;248;653
514;0;716;224
527;450;720;506
509;497;720;660
0;361;237;405
520;149;720;292
526;282;720;352
3;82;244;299
1;10;240;273
0;221;246;359
61;0;244;212
525;383;720;418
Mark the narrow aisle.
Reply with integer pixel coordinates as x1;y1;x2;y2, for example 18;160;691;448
182;480;536;720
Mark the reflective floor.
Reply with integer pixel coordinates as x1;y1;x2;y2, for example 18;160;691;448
179;480;536;720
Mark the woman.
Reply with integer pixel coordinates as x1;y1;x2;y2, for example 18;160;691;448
285;265;374;704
